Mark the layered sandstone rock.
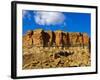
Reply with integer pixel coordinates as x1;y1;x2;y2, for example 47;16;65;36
32;29;44;46
23;30;33;48
83;33;89;46
55;30;63;47
23;29;90;48
69;33;80;45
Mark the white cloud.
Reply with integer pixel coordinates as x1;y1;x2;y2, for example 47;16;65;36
34;11;65;25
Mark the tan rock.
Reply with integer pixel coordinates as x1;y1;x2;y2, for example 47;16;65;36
62;32;67;46
23;30;33;48
83;33;89;46
23;29;90;49
55;30;63;47
54;58;61;66
68;32;80;46
32;29;44;46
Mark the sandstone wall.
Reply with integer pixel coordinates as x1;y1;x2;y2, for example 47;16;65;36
23;29;90;48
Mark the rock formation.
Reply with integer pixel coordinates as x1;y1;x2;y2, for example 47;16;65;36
23;30;33;48
32;29;44;46
23;29;90;48
22;29;91;69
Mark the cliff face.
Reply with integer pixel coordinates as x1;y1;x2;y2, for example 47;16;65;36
23;29;90;48
22;29;91;69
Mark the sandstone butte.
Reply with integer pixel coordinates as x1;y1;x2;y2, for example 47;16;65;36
23;29;90;49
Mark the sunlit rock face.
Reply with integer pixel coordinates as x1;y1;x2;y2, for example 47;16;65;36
23;30;33;48
23;29;90;48
32;29;44;47
55;30;63;47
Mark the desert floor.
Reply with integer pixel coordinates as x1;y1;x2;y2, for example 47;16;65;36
22;46;90;69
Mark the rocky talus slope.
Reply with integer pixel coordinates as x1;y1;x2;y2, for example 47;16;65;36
22;29;91;69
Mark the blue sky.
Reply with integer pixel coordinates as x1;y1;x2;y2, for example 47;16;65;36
22;10;91;36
